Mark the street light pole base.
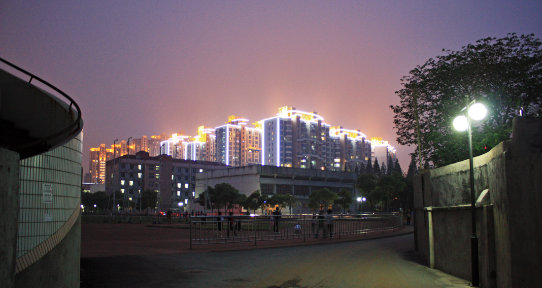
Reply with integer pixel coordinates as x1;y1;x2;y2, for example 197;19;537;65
471;234;479;287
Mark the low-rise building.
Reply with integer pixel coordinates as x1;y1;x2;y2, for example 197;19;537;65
194;165;358;214
105;151;227;212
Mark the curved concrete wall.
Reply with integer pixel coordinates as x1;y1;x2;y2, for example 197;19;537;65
14;133;82;286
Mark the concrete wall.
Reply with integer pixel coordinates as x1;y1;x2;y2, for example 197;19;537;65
414;117;542;288
15;216;80;288
0;148;20;288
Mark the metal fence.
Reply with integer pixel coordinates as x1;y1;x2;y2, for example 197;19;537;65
189;213;403;249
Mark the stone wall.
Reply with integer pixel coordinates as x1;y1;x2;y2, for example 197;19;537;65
414;117;542;288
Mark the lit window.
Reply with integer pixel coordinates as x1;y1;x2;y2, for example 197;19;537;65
138;173;142;179
177;191;180;196
177;183;181;188
185;183;189;189
121;188;125;194
138;165;142;170
129;180;133;186
185;199;188;204
192;191;195;197
120;180;125;186
199;169;203;173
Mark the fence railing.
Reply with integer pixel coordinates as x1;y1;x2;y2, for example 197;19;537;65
189;213;403;249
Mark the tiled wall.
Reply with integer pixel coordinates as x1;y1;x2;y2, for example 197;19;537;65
16;133;82;258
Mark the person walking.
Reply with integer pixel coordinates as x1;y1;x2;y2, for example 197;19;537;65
326;209;334;238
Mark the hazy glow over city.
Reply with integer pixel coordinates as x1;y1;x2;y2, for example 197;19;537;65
1;1;541;171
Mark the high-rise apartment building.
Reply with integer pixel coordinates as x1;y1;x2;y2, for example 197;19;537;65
89;144;113;184
133;136;148;154
148;134;165;156
89;106;393;178
371;137;397;172
329;127;371;172
215;116;261;167
261;106;332;170
159;126;217;162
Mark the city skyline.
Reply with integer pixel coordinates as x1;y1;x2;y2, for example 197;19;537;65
2;1;541;173
88;106;395;183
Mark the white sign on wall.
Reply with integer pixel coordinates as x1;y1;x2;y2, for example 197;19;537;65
42;183;53;204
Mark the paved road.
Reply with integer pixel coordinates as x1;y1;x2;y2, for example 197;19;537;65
81;233;470;288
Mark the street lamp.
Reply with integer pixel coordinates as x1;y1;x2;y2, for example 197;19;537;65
113;138;118;215
453;101;487;287
356;196;366;213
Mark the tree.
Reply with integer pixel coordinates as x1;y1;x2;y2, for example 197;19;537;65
236;194;248;214
393;159;403;176
373;174;406;211
336;189;353;213
246;190;265;214
365;160;373;175
373;158;381;177
268;193;296;214
93;191;109;211
391;33;542;168
213;183;241;213
401;155;418;211
308;188;338;211
357;173;377;210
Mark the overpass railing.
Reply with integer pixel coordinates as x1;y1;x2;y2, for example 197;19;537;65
190;213;403;249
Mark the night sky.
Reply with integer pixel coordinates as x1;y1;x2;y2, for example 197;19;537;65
2;1;541;172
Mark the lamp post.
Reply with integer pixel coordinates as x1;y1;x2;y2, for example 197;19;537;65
453;101;487;287
113;138;118;214
356;196;366;213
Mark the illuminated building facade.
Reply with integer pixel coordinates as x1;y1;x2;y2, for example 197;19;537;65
90;106;394;177
329;127;372;172
261;107;332;170
159;126;217;162
215;115;261;167
160;133;190;159
133;135;149;154
105;151;226;211
371;137;397;172
148;134;165;156
89;144;113;184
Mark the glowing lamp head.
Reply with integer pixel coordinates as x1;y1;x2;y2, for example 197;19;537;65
468;103;487;121
453;115;469;132
356;197;362;202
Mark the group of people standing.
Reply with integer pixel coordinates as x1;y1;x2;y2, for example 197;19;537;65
312;209;334;238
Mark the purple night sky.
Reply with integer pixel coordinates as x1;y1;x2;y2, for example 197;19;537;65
2;1;541;172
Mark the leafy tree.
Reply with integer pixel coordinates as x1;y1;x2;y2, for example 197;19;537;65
357;174;377;210
213;183;241;213
246;190;265;214
373;174;406;211
336;189;353;213
308;188;338;211
269;193;297;214
236;194;248;213
391;33;542;168
81;191;94;210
